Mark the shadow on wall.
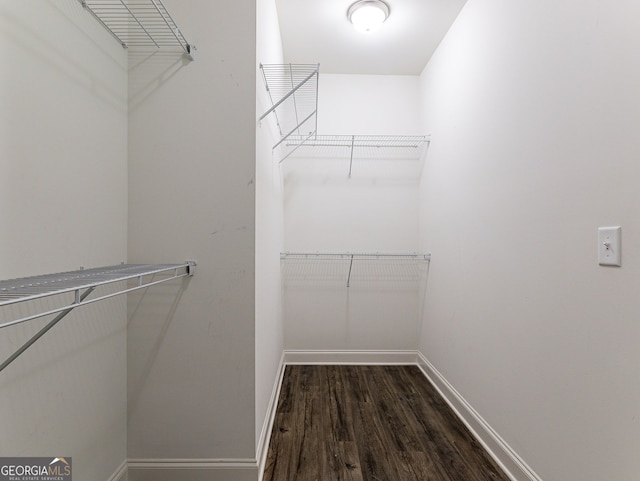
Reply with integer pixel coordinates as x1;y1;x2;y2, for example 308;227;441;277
282;257;430;351
0;283;127;389
126;276;192;422
128;50;192;111
281;157;426;187
0;283;128;462
0;1;128;114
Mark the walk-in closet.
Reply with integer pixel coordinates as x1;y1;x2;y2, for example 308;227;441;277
2;1;640;481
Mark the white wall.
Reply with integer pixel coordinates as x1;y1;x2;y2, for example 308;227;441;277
126;0;258;477
418;1;640;480
318;74;422;135
255;0;285;460
0;1;128;480
285;74;422;252
283;74;426;351
0;0;128;278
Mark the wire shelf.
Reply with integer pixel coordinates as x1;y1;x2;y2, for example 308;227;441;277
0;263;195;328
280;134;431;175
80;0;194;58
259;64;320;151
0;262;195;372
284;134;429;156
281;252;430;287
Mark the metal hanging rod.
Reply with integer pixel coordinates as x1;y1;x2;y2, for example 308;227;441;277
259;63;320;152
284;135;431;150
80;0;195;59
280;134;431;174
281;252;431;261
0;262;195;373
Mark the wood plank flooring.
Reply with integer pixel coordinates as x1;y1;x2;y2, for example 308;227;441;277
263;365;510;481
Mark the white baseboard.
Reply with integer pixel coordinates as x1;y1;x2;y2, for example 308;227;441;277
416;352;543;481
256;351;286;481
127;459;257;481
106;460;128;481
126;354;287;481
283;349;419;365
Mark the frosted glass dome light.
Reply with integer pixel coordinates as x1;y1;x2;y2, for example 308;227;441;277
348;0;390;34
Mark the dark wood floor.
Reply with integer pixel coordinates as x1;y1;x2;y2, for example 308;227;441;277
263;365;510;481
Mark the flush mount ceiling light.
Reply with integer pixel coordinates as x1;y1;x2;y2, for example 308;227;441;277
347;0;390;34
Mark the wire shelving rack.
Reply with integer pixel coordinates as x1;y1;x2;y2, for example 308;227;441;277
280;252;430;287
0;262;195;372
280;134;431;176
80;0;195;58
259;64;320;154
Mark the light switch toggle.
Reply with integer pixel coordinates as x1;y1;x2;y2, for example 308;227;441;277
598;226;621;266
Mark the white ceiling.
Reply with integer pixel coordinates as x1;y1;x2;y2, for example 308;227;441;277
275;0;468;75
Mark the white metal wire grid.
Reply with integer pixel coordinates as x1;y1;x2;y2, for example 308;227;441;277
281;134;430;163
81;0;193;55
0;263;194;372
0;263;193;328
260;64;320;144
281;253;430;287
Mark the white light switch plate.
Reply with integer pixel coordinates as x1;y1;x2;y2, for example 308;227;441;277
598;226;621;266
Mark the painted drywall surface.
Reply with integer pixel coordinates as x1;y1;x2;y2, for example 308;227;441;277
283;280;424;350
127;0;258;463
317;74;422;135
0;1;128;480
284;168;420;253
418;1;640;480
285;74;422;252
0;0;128;278
255;0;285;452
283;74;425;351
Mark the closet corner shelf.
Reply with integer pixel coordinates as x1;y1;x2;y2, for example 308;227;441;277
259;63;320;153
80;0;195;59
0;262;195;372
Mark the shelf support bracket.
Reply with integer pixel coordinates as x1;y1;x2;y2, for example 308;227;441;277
186;260;196;276
346;255;354;288
259;68;319;122
278;131;315;164
348;135;355;178
0;287;95;374
274;110;317;151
